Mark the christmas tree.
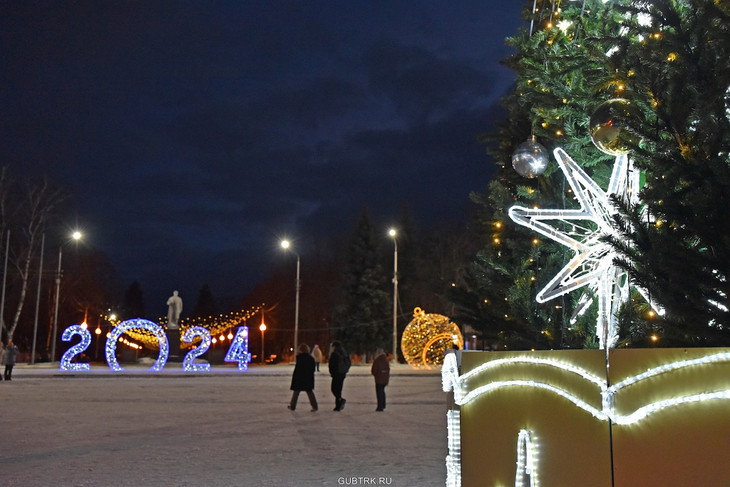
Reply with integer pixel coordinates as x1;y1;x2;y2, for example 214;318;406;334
451;0;730;349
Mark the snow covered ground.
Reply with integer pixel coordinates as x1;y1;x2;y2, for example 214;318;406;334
1;364;447;487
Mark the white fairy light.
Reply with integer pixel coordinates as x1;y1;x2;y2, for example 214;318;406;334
60;324;92;371
442;351;730;485
460;380;608;421
446;410;462;487
515;429;538;487
442;351;730;425
509;148;662;348
181;326;212;372
106;319;169;372
224;326;251;371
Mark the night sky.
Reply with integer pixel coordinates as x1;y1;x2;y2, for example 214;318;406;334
1;1;524;311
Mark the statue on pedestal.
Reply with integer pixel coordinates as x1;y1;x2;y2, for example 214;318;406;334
166;290;183;330
166;290;183;361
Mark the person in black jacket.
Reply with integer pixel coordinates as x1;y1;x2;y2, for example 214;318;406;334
328;341;350;411
288;343;318;411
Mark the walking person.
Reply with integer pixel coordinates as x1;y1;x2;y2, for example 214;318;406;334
288;343;318;412
3;341;19;381
328;341;350;411
311;344;323;372
371;348;390;411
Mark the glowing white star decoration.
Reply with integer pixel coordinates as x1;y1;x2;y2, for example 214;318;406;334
509;148;661;348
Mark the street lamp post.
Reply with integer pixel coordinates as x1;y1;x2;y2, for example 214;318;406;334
259;322;266;363
31;233;45;365
280;239;300;360
50;231;82;363
389;228;398;364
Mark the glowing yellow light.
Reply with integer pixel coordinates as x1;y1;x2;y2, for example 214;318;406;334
228;331;235;339
95;327;101;335
494;238;501;244
651;334;659;342
532;238;539;245
667;52;677;62
555;130;563;136
80;321;88;330
495;222;502;228
401;307;463;369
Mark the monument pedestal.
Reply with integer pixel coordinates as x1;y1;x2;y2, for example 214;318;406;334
166;329;182;362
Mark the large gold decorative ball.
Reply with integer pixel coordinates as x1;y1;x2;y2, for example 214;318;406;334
400;307;463;369
589;98;640;156
512;135;549;178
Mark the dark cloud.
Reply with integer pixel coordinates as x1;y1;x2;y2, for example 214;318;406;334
1;1;523;308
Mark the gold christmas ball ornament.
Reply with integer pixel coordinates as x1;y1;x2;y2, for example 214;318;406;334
400;307;463;369
589;98;641;156
512;135;549;178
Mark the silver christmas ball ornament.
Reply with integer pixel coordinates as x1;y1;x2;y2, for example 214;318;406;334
589;98;640;156
512;135;549;178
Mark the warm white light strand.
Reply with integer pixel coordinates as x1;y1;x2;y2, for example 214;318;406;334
446;410;462;487
515;429;538;487
613;390;730;425
458;380;608;421
443;352;730;425
609;352;730;392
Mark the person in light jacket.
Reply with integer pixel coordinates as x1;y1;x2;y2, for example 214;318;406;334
3;341;19;381
311;344;323;372
371;348;390;411
288;343;318;412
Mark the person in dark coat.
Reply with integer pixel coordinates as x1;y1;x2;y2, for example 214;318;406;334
288;343;318;411
371;348;390;411
328;341;350;411
3;341;19;381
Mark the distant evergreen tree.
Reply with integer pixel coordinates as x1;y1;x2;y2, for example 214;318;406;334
191;284;218;319
122;281;145;320
331;210;390;356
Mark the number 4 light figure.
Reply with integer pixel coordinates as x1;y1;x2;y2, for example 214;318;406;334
225;326;252;371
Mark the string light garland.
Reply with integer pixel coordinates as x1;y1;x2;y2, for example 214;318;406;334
443;351;730;485
442;351;730;425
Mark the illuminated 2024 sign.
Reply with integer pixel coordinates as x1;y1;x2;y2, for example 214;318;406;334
60;319;251;372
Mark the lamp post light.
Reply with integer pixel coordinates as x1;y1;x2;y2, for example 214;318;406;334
50;230;82;363
280;239;300;361
259;322;267;364
388;228;398;364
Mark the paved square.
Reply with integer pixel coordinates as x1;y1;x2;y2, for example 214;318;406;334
1;365;446;487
